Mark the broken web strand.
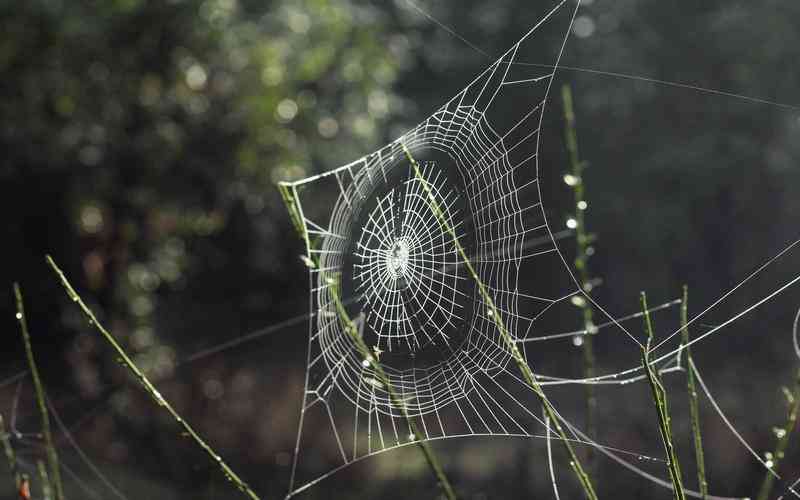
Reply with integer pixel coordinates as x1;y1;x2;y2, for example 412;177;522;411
45;395;130;500
549;268;800;390
544;407;561;500
558;416;745;500
522;298;680;344
690;356;778;477
526;268;799;391
39;389;133;500
637;273;800;489
795;307;800;363
326;275;459;500
681;286;708;500
640;291;686;500
651;239;800;354
403;0;800;113
515;235;800;391
44;256;261;500
404;144;598;500
7;357;165;500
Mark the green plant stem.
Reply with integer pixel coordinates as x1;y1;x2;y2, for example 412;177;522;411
326;277;458;500
13;284;65;500
278;183;311;249
404;145;598;500
0;413;20;492
561;84;597;467
680;286;708;499
756;368;800;500
37;459;53;500
45;256;260;500
641;292;686;500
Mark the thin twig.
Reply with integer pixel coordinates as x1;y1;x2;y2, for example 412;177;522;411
404;144;598;500
326;276;458;500
755;368;800;500
680;286;708;499
13;283;66;500
641;291;686;500
561;84;597;470
37;459;53;500
1;413;21;492
44;256;260;500
46;396;128;500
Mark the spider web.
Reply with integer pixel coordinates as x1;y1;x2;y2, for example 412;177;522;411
278;1;620;496
276;0;800;495
278;1;800;498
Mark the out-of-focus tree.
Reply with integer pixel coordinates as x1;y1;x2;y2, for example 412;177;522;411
0;0;417;494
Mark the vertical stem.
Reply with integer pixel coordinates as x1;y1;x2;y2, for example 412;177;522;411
404;145;597;500
641;292;686;500
561;84;597;469
755;369;800;500
278;183;311;250
680;286;708;499
37;459;54;500
45;257;261;500
13;284;66;500
326;277;458;500
0;413;21;493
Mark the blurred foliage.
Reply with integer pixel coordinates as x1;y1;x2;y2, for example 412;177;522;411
1;0;412;376
1;0;415;495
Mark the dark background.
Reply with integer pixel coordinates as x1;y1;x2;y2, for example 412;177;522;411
1;0;800;498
